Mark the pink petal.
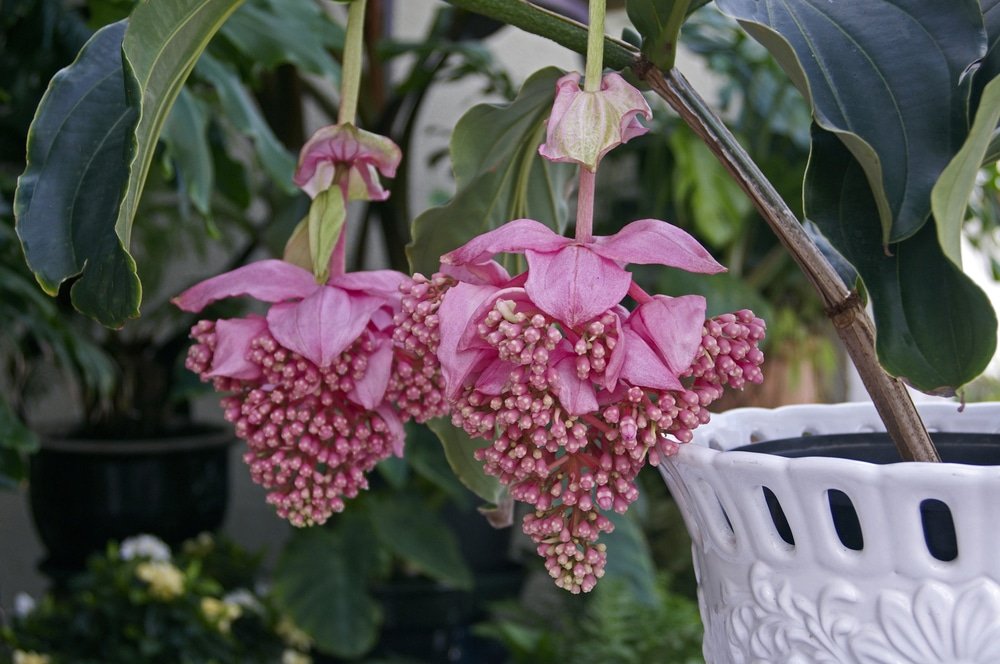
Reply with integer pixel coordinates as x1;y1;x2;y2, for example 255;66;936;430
475;358;513;395
329;270;407;301
437;282;502;398
591;219;725;274
538;72;651;170
440;219;570;266
376;403;406;457
348;335;393;409
294;124;401;199
172;260;317;312
524;246;631;328
618;328;683;391
600;307;628;391
553;351;599;415
440;260;512;287
458;286;532;351
207;316;268;380
266;286;383;367
629;295;707;375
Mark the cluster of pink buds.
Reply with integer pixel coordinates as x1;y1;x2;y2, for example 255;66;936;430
431;71;766;592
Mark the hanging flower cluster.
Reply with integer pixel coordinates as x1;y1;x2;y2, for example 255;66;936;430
175;127;447;527
173;1;765;594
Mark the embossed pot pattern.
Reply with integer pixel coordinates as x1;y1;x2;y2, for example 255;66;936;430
659;402;1000;664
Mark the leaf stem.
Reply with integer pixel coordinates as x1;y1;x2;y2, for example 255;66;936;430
584;0;606;92
339;0;368;125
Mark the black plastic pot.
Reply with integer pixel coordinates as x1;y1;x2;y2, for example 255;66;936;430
736;431;1000;560
28;427;232;579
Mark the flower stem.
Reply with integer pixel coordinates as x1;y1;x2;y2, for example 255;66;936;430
575;167;596;242
584;0;606;92
338;0;368;125
627;281;653;304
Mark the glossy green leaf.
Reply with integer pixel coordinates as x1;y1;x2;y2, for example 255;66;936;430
220;0;343;81
932;75;1000;265
971;0;1000;113
716;0;985;244
602;511;658;607
668;129;750;248
368;493;474;590
407;67;573;275
14;21;141;327
196;53;297;192
117;0;246;247
271;523;380;658
427;417;504;507
625;0;694;70
807;128;996;394
160;88;213;216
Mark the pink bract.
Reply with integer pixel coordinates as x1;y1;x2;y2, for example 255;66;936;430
293;123;402;200
538;72;652;171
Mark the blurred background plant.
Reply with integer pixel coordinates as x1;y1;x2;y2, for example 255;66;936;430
0;533;309;664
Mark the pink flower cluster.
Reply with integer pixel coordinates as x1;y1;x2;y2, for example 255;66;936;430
175;262;450;527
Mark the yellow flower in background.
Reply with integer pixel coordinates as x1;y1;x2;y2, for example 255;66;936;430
200;597;243;634
276;616;313;651
135;561;185;600
13;651;51;664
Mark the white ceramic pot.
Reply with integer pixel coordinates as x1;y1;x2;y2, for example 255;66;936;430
659;401;1000;664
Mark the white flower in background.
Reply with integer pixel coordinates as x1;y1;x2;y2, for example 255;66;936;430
282;649;312;664
200;597;243;634
119;534;171;561
135;561;185;600
13;592;36;617
223;588;263;614
276;616;313;651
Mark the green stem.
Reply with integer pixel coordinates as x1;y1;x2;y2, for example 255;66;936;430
584;0;606;91
339;0;368;125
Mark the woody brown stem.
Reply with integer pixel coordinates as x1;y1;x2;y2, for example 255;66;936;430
644;65;939;462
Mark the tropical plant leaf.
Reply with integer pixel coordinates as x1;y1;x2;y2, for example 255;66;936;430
271;522;381;658
118;0;246;246
972;0;1000;113
407;67;573;275
806;128;996;394
602;510;659;607
625;0;696;70
14;21;141;327
219;0;344;81
368;493;474;590
160;88;213;216
427;417;504;506
196;53;297;192
715;0;985;244
932;75;1000;265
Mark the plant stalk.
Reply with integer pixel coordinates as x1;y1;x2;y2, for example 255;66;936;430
584;0;606;92
339;0;368;125
644;66;939;462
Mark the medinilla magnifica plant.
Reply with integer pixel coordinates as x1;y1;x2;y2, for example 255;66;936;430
12;0;1000;600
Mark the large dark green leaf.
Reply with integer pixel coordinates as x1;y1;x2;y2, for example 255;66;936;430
427;417;504;507
407;67;573;275
602;511;658;607
271;523;381;658
625;0;697;70
971;0;1000;113
14;21;141;327
368;493;474;590
715;0;985;243
160;88;213;216
196;53;297;192
220;0;343;81
807;128;996;394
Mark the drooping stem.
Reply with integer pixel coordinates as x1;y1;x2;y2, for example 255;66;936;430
644;65;939;462
584;0;606;92
339;0;368;125
627;280;654;305
575;167;596;242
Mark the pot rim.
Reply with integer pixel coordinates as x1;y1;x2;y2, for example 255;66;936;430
38;425;234;454
671;401;1000;477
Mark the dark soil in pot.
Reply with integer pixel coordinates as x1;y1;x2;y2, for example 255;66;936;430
733;432;1000;562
